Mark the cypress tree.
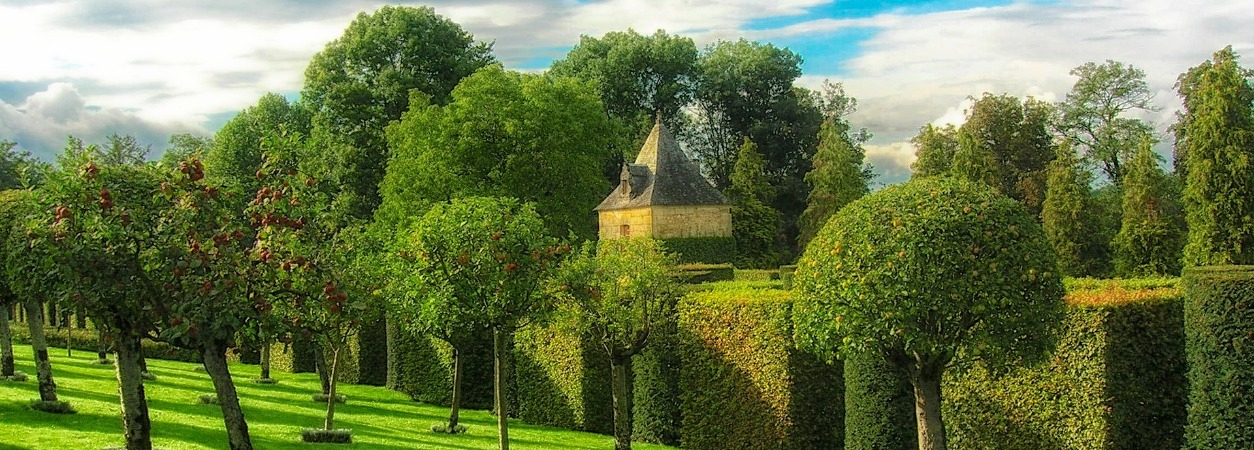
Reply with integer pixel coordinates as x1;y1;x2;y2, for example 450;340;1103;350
798;119;871;251
1114;141;1184;276
727;138;781;268
1041;141;1095;277
1179;46;1254;267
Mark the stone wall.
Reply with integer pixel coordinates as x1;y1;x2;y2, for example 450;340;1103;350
597;205;732;239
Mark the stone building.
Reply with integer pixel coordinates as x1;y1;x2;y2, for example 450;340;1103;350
595;118;731;240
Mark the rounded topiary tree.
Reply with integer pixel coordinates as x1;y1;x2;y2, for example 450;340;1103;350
794;177;1064;450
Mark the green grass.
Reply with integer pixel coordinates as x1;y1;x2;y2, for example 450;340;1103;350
0;343;677;450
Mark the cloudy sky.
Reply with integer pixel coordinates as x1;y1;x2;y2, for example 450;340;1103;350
1;0;1250;185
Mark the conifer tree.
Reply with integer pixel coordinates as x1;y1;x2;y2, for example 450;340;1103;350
1041;141;1095;277
1179;46;1254;266
727;138;781;268
1114;142;1184;276
798;119;871;250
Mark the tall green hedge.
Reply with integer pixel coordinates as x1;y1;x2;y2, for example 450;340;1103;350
355;317;388;386
945;283;1186;450
675;287;842;450
660;236;735;264
843;351;915;450
632;312;681;446
384;317;494;409
512;314;613;434
1181;266;1254;449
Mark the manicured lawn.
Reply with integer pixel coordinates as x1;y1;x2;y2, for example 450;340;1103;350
0;343;675;450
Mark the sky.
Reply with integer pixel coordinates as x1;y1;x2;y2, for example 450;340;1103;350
1;0;1251;185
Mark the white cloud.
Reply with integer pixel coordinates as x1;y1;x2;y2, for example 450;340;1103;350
0;83;199;160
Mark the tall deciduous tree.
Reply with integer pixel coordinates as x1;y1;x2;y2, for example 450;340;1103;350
1113;142;1184;276
556;238;679;450
549;29;698;161
1178;46;1254;266
409;197;560;450
795;177;1064;450
910;124;959;178
205;93;309;195
952;93;1057;217
380;65;613;239
302;5;494;220
798;116;873;251
1058;60;1159;184
0;189;38;382
1041;141;1100;277
728;138;781;267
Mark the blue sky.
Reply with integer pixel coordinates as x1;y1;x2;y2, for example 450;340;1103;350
1;0;1250;184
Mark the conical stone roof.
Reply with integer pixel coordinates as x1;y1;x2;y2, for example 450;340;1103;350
595;119;728;211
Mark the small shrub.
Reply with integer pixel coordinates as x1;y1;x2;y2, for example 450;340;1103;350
141;371;157;381
430;423;468;434
192;365;206;372
734;269;779;281
29;400;76;414
659;236;735;264
0;370;28;382
676;263;734;284
251;377;278;385
300;428;352;444
90;358;114;366
778;265;797;290
312;393;347;404
197;394;219;405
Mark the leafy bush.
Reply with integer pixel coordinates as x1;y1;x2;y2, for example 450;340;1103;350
312;393;347;404
197;394;219;405
677;263;734;284
300;428;352;444
686;280;783;292
29;400;76;414
843;352;915;450
0;370;28;382
778;265;797;290
660;237;736;264
251;378;278;385
945;284;1186;450
430;423;468;434
1181;266;1254;449
674;287;841;450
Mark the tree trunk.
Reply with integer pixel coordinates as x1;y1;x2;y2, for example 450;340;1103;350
139;346;149;374
907;360;946;450
260;341;271;380
1;305;14;377
315;347;331;395
98;334;110;362
323;346;340;430
494;328;509;450
115;335;152;450
611;355;632;450
202;339;253;450
24;301;57;401
448;347;463;431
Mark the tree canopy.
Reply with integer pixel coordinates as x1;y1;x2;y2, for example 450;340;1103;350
952;93;1057;217
1058;60;1159;185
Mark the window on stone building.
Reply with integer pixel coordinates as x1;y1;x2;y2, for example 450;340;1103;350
620;224;630;237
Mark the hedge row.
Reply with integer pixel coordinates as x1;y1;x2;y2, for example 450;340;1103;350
384;317;494;410
8;323;202;363
668;286;842;450
513;311;613;434
268;324;390;385
1181;266;1254;449
944;280;1187;450
734;269;779;281
677;263;734;284
660;237;736;264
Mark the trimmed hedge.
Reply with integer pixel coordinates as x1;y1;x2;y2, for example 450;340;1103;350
632;309;681;446
673;287;841;450
677;263;734;284
779;265;797;290
268;330;384;385
734;269;779;281
355;317;388;386
843;351;915;450
945;281;1187;450
384;317;494;410
512;312;613;434
660;237;736;264
1181;266;1254;449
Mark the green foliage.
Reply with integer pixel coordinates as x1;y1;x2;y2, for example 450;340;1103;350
1178;47;1254;267
29;399;76;414
795;177;1064;365
658;236;735;264
549;29;697;161
558;238;679;357
380;66;613;239
204;93;309;197
945;286;1186;450
798;117;872;251
300;428;352;443
384;320;494;409
302;5;495;219
631;312;681;446
910;123;959;178
674;287;842;450
733;269;779;281
0;140;44;189
1114;143;1184;276
843;352;915;450
7;326;200;363
952;94;1057;216
1042;142;1102;277
727;138;783;267
1058;60;1158;185
1180;266;1254;449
